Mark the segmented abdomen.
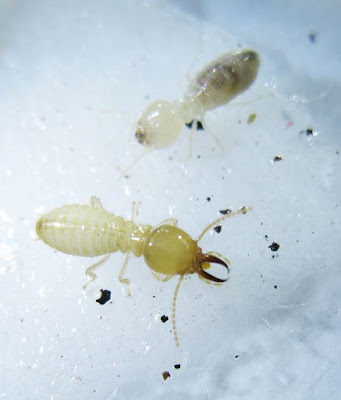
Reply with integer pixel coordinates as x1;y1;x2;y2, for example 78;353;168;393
187;50;259;113
36;204;152;257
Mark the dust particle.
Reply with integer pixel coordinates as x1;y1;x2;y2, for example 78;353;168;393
96;289;111;305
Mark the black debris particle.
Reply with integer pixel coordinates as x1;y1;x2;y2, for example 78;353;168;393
196;120;204;130
273;156;283;162
274;285;278;289
96;289;111;305
206;197;211;202
219;209;231;215
162;371;170;381
300;128;314;136
235;355;239;359
174;364;181;369
213;225;222;233
197;155;201;159
185;120;204;130
161;315;169;323
264;235;268;240
308;32;317;43
268;242;280;252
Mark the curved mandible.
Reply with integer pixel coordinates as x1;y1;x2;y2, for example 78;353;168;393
198;254;230;282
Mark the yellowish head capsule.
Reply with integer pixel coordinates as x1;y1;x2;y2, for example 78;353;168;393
143;225;229;282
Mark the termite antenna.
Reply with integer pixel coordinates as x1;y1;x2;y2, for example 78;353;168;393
196;206;253;242
118;147;151;179
172;275;185;348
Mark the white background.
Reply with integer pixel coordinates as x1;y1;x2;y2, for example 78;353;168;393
1;0;340;399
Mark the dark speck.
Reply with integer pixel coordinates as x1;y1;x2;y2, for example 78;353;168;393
162;371;170;381
235;355;239;359
196;120;204;131
273;156;283;162
185;120;204;130
213;225;222;233
206;197;211;202
161;315;169;323
274;285;278;289
96;289;111;305
264;235;268;240
308;32;317;43
268;242;280;252
300;128;314;136
219;209;231;215
174;364;181;369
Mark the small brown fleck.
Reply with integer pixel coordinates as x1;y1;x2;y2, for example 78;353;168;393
273;156;283;162
162;371;170;381
247;113;257;124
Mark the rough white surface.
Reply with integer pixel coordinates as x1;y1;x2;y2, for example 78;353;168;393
1;0;340;399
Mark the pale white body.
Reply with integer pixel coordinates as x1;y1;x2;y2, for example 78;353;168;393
135;50;259;148
36;202;151;258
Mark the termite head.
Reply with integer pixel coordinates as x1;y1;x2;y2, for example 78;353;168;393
135;100;183;149
143;225;229;282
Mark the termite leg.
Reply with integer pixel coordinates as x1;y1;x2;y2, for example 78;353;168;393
116;201;140;296
131;201;140;220
119;252;132;296
83;254;111;290
90;196;104;209
151;271;173;282
157;218;178;227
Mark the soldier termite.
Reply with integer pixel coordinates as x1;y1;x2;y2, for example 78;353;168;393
135;50;259;149
36;196;251;346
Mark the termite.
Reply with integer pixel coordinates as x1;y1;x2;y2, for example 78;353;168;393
36;196;251;346
135;49;259;149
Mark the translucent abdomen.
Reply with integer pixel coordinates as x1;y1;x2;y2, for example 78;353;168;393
186;50;259;114
36;204;151;257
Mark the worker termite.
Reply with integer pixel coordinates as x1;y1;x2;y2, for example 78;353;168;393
135;50;259;149
36;196;251;346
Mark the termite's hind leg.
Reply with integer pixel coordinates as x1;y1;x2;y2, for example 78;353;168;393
119;252;132;297
83;254;111;291
131;201;141;220
90;196;104;209
200;117;224;151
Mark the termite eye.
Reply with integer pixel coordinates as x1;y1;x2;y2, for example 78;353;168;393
135;127;146;145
